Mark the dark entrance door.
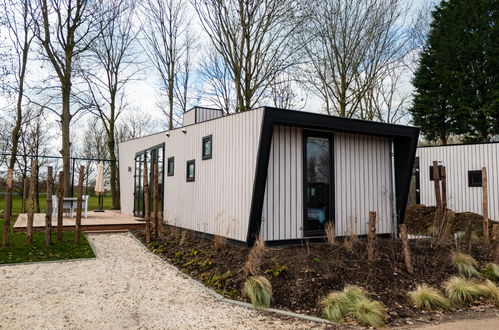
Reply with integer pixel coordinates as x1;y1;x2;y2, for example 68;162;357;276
303;132;334;237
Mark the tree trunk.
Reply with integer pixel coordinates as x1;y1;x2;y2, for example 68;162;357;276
367;211;377;263
2;169;14;247
399;224;414;274
75;165;85;244
61;83;72;197
22;176;28;213
26;160;38;244
45;167;53;247
57;171;64;241
143;161;151;245
153;163;159;239
35;162;41;213
108;131;119;210
482;167;489;244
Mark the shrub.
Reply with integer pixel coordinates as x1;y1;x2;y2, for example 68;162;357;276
244;234;266;276
325;222;335;245
321;286;386;327
481;263;499;283
479;280;499;305
408;284;451;311
443;276;485;306
451;252;480;278
243;276;272;308
179;230;188;246
214;234;226;250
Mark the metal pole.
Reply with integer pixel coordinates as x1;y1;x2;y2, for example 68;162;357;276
71;158;76;197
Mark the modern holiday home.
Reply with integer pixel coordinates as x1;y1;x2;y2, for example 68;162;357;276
118;107;419;246
412;142;499;221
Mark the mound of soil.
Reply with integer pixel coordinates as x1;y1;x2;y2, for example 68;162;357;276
405;204;484;234
132;229;496;326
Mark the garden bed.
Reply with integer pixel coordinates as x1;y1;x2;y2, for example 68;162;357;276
132;227;497;326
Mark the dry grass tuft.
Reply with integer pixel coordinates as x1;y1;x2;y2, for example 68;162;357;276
157;220;168;240
321;285;385;327
443;276;485;306
408;284;451;311
244;234;266;276
481;263;499;283
325;222;335;246
478;280;499;305
179;230;188;246
214;234;227;250
243;276;272;308
451;252;480;278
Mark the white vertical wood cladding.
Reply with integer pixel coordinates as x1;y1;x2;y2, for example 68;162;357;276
119;108;264;242
416;143;499;221
334;133;393;236
182;109;196;126
196;107;223;122
262;126;303;241
262;128;394;241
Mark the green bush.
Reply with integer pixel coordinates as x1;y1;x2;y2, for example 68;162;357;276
321;285;385;327
451;252;480;278
478;280;499;305
481;263;499;283
443;276;485;306
408;284;451;311
243;276;272;308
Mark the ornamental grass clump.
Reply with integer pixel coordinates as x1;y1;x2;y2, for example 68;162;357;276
321;285;386;327
407;284;451;311
478;280;499;305
481;263;499;283
243;276;272;308
451;252;480;278
443;276;485;306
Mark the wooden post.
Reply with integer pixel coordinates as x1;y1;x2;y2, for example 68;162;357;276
464;218;472;253
143;161;151;245
57;171;64;242
367;211;377;263
2;168;14;248
45;167;53;247
153;163;159;239
436;166;449;244
482;167;489;244
493;224;499;264
399;224;414;274
432;161;442;231
26;160;38;244
75;165;85;244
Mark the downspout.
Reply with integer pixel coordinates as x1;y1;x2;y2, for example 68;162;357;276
390;138;398;238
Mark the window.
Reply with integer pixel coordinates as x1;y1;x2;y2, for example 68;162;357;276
468;170;482;187
429;165;443;181
167;157;174;176
186;160;195;182
202;135;212;160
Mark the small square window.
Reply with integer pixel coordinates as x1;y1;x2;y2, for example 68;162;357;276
186;160;195;182
468;170;482;187
429;165;443;181
202;135;212;160
167;157;174;176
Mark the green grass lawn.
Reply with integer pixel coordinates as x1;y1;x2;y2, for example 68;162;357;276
0;193;112;215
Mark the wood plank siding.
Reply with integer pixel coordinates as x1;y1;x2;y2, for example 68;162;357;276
416;143;499;221
119;109;265;242
262;128;394;241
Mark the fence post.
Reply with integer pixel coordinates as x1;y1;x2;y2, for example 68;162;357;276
399;224;414;274
22;177;28;213
57;171;64;242
368;211;377;263
143;161;151;245
45;167;53;247
482;167;490;244
2;168;14;248
153;163;159;239
75;165;85;244
26;160;37;244
432;161;442;231
493;224;499;264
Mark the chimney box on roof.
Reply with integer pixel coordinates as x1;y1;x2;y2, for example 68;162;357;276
182;107;223;126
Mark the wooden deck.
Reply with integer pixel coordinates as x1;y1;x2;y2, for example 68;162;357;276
13;210;145;233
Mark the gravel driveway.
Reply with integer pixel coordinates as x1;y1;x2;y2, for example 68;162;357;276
0;233;325;330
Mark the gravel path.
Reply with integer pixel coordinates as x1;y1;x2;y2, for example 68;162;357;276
0;233;326;330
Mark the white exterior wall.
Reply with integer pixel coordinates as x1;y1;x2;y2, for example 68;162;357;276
262;128;394;241
119;109;264;242
416;143;499;221
197;107;223;122
182;109;196;126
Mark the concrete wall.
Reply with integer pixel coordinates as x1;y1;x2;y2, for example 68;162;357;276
416;143;499;221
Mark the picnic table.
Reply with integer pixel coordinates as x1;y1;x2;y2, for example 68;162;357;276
52;195;89;218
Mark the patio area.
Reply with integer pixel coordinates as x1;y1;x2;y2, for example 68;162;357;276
13;210;145;233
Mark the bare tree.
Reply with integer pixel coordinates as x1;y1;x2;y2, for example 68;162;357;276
300;0;415;118
82;0;139;209
173;29;197;114
140;0;192;129
268;71;305;110
116;109;161;141
192;0;303;112
1;0;35;246
32;0;104;196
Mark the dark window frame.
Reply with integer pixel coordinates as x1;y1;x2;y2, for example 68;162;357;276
468;170;482;187
202;135;213;160
429;165;443;181
167;156;174;176
186;159;195;182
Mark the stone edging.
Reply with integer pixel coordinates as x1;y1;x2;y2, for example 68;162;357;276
126;232;337;326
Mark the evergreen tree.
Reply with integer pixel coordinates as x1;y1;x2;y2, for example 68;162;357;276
410;0;499;144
